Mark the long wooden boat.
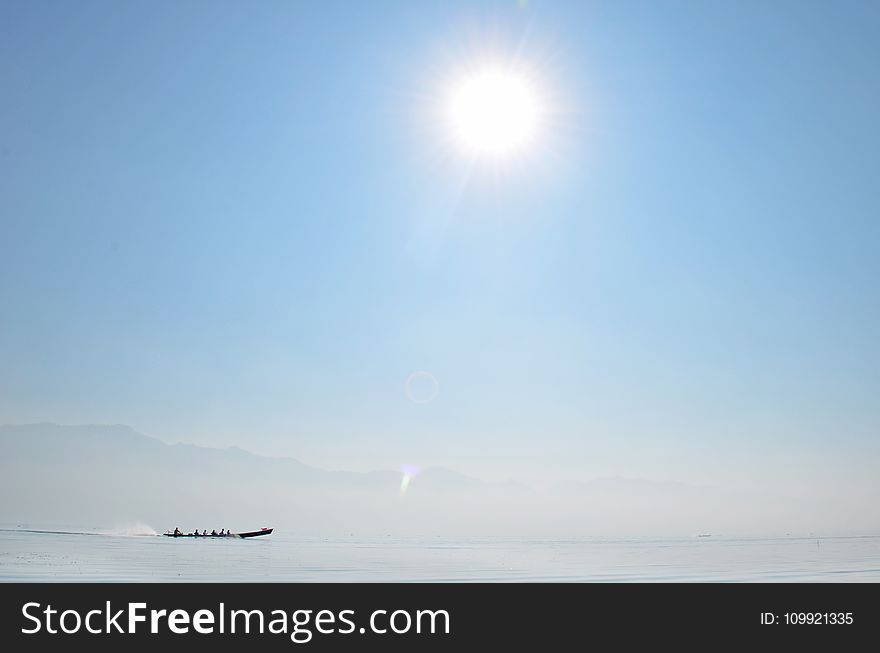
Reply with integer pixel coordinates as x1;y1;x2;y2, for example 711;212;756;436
163;528;273;539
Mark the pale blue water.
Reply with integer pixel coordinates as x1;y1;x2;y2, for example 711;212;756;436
1;528;878;582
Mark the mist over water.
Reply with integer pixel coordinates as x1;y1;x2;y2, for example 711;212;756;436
3;424;877;539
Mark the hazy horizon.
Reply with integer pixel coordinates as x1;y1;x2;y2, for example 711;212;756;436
2;422;877;538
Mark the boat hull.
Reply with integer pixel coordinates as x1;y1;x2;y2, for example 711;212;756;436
163;528;273;539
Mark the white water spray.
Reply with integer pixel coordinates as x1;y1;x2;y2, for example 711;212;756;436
100;521;158;537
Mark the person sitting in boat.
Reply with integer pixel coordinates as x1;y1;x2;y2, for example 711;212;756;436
211;529;217;536
202;530;207;536
173;527;181;536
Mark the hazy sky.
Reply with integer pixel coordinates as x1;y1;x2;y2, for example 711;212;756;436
1;1;878;498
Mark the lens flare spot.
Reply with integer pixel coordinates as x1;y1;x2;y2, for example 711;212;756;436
400;464;420;495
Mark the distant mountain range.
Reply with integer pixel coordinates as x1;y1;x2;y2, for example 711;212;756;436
0;423;527;535
0;423;858;536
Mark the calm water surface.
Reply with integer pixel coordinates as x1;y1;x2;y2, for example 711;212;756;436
1;528;878;582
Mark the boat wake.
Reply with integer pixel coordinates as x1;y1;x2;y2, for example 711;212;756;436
1;522;159;538
0;528;104;537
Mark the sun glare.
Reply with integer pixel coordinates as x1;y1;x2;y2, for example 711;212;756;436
448;67;542;158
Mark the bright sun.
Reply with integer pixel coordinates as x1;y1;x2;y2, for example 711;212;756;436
448;67;542;158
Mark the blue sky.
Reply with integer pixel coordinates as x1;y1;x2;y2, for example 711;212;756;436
1;1;878;496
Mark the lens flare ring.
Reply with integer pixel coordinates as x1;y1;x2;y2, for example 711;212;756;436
405;370;439;404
